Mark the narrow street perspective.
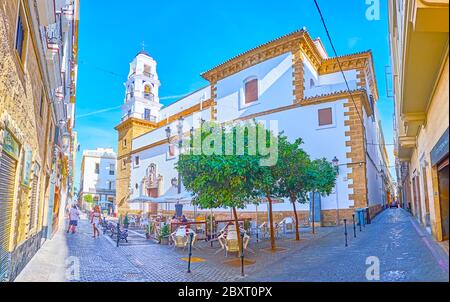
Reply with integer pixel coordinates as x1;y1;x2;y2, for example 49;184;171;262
15;208;449;282
1;0;448;287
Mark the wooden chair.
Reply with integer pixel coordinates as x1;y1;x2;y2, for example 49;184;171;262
258;222;269;239
224;231;240;257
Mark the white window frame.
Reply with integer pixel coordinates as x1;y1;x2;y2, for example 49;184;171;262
240;76;260;109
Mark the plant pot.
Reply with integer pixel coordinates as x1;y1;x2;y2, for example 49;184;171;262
159;237;169;245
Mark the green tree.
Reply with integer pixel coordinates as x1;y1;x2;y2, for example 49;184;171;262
84;194;93;203
273;135;311;241
177;121;270;253
307;158;337;234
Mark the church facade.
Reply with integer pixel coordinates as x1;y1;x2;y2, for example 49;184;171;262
115;29;390;226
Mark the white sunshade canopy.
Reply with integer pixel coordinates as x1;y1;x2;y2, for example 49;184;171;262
128;186;193;204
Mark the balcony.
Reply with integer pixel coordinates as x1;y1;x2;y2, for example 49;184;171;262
399;0;449;137
121;112;157;123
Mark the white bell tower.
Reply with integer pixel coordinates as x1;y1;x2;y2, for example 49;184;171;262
121;49;162;122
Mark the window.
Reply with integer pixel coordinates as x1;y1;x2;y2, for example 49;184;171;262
109;164;115;175
143;64;151;76
169;144;175;157
107;196;114;202
144;85;153;100
310;78;315;88
318;108;333;126
123;139;127;148
135;156;140;166
244;79;258;104
122;159;126;169
144;109;151;121
15;9;27;62
95;163;100;174
108;181;112;190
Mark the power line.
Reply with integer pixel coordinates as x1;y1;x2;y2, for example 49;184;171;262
312;0;365;127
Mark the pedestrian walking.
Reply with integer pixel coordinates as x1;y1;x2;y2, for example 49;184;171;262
67;204;80;234
91;206;102;239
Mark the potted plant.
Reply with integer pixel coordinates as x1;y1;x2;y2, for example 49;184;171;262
123;213;129;229
158;224;170;245
145;223;153;239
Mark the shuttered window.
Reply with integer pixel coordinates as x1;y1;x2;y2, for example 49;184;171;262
0;152;17;280
318;108;333;126
244;79;258;104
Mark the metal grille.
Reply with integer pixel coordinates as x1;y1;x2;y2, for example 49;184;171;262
0;152;17;281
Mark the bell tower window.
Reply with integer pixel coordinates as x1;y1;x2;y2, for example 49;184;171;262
144;84;153;100
144;64;151;77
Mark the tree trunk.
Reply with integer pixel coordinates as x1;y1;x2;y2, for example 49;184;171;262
311;191;315;235
266;193;276;251
290;195;300;241
232;207;243;255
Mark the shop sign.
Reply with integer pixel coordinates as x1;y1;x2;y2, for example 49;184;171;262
431;128;449;166
2;129;20;159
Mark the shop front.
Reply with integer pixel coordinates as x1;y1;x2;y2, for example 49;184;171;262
431;128;449;241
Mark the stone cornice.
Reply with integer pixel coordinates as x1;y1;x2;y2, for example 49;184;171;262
114;117;158;132
201;29;324;83
319;51;379;100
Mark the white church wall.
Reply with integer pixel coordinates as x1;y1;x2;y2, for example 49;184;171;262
305;70;358;98
160;86;211;120
215;53;295;122
133;108;212;150
253;98;353;212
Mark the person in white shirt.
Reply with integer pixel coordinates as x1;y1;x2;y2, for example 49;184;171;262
67;205;80;234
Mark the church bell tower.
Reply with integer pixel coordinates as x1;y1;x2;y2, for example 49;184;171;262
115;50;161;214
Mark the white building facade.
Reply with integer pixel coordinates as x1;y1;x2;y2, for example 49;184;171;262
80;148;116;213
117;29;390;226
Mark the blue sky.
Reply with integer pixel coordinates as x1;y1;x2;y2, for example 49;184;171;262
74;0;394;189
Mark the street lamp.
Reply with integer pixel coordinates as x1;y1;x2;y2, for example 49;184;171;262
165;126;171;142
332;156;340;226
332;156;339;174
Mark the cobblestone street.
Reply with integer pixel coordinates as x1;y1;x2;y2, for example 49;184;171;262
15;208;449;282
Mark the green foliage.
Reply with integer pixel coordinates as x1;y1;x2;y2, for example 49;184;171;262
84;194;93;203
123;213;129;226
272;135;311;203
158;224;170;241
307;158;337;196
177;121;275;210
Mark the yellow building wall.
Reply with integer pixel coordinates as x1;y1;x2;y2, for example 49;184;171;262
0;1;54;251
409;56;449;240
115;119;156;213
